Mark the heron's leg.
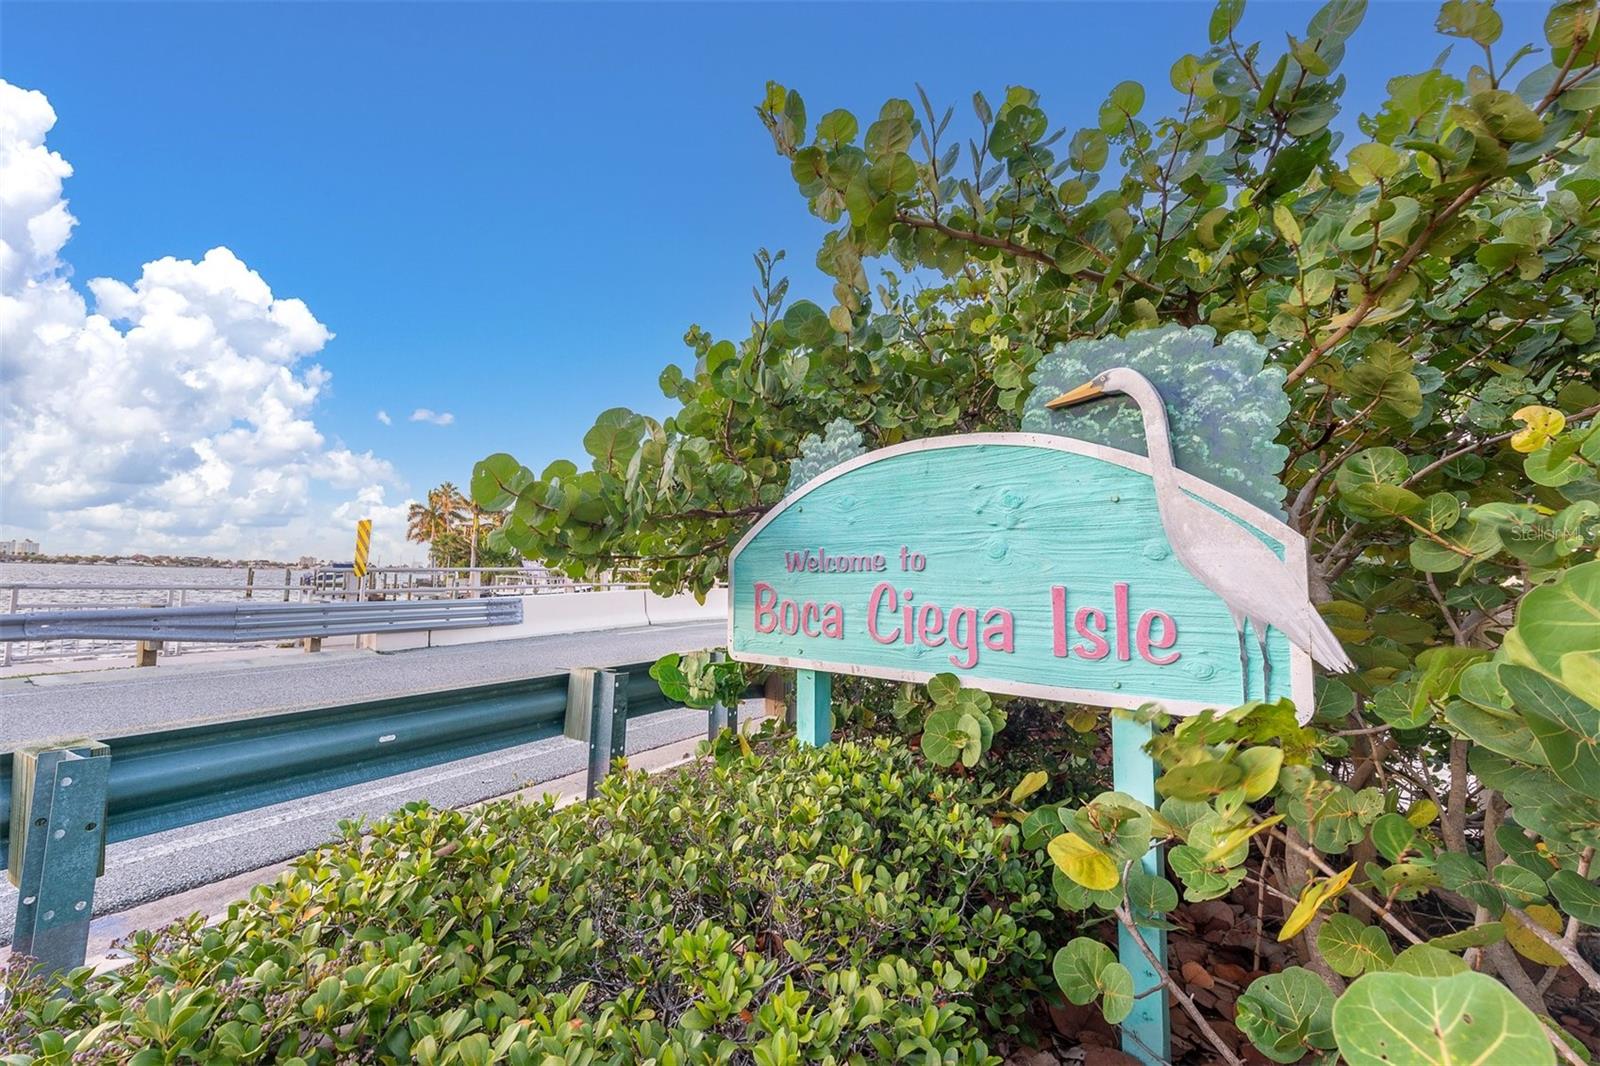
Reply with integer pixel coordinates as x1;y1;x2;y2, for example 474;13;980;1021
1231;611;1249;703
1255;625;1272;701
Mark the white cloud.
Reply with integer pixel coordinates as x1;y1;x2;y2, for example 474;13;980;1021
410;408;455;426
376;409;391;425
331;485;418;564
0;79;403;560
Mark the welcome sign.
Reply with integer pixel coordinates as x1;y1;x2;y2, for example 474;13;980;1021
728;432;1315;718
730;342;1354;1066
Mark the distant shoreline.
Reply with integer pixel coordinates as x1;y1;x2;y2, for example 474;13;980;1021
0;555;303;569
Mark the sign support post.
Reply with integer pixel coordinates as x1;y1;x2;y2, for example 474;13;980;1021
795;669;831;746
1112;714;1171;1065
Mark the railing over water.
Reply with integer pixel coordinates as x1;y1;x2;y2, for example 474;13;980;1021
1;566;651;666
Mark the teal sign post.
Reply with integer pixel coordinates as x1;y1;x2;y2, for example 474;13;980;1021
729;401;1339;1063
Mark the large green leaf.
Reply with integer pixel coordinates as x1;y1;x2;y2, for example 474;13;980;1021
921;708;982;767
1071;791;1154;863
1316;913;1394;977
1444;700;1549;766
1052;937;1131;1022
1502;666;1600;793
1124;865;1178;915
1168;843;1249;901
1332;971;1553;1066
1052;937;1114;1005
1508;560;1600;672
470;453;532;511
1549;869;1600;927
1433;852;1505;917
1235;967;1338;1064
1389;943;1469;976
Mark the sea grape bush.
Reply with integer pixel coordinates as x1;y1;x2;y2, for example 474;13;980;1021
0;734;1052;1064
467;0;1600;1060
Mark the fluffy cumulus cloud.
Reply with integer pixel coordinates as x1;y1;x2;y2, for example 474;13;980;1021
410;408;454;426
0;80;414;560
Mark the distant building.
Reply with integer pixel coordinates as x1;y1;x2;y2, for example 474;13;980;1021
0;538;40;556
297;555;321;568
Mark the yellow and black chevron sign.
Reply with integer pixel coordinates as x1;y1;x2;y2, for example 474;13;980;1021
352;518;372;577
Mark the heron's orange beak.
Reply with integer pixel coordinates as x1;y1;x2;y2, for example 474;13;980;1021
1046;381;1104;409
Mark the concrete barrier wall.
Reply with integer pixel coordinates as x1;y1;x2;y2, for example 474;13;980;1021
363;588;726;652
643;586;728;626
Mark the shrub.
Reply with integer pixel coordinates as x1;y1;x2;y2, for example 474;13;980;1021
0;732;1051;1064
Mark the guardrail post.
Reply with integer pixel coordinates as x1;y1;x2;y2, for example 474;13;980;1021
566;668;627;799
588;670;627;798
9;741;110;977
706;652;737;741
3;587;16;667
136;597;162;667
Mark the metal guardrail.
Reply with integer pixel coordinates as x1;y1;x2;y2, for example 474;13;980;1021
2;661;711;974
0;598;523;644
0;663;669;867
0;567;661;665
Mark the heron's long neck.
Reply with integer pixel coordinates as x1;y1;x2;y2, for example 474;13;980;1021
1122;378;1182;502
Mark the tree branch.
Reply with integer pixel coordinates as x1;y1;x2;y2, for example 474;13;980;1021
1114;900;1245;1066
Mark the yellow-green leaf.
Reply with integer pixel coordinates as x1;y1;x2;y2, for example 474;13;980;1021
1049;831;1120;891
1273;203;1302;245
1236;746;1284;801
1280;864;1357;942
1203;814;1282;865
1505;905;1566;967
1405;799;1439;829
1510;405;1566;453
1011;770;1049;805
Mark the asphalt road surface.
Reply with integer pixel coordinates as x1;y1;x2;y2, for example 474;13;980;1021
0;622;725;943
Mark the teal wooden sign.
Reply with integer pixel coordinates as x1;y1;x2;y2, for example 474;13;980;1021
729;431;1318;718
728;347;1357;1066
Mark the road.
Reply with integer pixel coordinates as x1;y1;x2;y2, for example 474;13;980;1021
0;621;726;943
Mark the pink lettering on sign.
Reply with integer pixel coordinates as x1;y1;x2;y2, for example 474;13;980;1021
982;608;1014;654
757;580;1173;672
1114;582;1132;661
948;606;977;668
868;582;899;644
754;582;779;634
753;583;845;641
1075;607;1111;660
1051;585;1181;667
1137;610;1180;666
865;582;1014;669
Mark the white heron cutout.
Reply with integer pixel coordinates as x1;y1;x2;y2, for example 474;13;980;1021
1047;366;1356;701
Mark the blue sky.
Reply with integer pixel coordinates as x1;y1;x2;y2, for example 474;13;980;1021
0;1;1550;559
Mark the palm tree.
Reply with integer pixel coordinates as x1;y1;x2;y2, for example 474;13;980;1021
406;482;468;566
430;483;467;527
405;500;448;564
